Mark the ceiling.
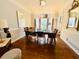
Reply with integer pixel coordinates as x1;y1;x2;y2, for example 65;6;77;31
13;0;73;14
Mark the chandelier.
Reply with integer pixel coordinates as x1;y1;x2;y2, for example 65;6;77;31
40;0;46;6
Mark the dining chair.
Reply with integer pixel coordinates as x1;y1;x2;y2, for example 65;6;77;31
37;32;45;44
53;29;58;45
30;32;37;42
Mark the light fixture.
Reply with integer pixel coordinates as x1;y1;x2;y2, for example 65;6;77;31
0;19;8;43
40;0;46;6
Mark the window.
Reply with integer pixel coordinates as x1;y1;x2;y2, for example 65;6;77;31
40;18;47;31
35;17;53;32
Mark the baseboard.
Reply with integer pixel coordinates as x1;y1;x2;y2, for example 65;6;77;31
60;36;79;55
11;34;25;43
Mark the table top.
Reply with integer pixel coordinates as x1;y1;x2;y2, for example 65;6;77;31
25;28;54;33
0;38;11;47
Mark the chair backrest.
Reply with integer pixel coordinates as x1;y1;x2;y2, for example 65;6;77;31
37;32;44;37
48;33;53;38
30;32;37;36
53;29;58;38
1;48;21;59
54;29;58;34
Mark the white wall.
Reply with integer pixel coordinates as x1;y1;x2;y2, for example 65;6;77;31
0;0;31;42
10;28;25;43
60;29;79;55
60;5;79;55
0;0;18;28
0;0;31;28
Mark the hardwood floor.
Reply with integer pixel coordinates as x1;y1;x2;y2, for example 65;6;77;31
10;36;79;59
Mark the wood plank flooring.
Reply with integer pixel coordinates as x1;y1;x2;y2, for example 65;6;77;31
10;36;79;59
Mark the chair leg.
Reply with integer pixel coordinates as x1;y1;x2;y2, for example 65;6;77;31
47;38;49;44
50;38;52;45
54;38;56;45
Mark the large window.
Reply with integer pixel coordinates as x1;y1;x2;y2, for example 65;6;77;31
40;18;47;31
35;17;53;32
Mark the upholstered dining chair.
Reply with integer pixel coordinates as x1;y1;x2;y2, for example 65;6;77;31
0;48;22;59
30;32;37;42
47;29;58;45
53;29;58;45
37;32;45;44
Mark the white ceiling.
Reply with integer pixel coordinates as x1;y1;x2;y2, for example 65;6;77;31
14;0;73;14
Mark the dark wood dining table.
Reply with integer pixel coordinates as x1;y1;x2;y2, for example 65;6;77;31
24;28;57;45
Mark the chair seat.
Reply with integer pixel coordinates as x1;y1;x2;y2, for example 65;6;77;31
38;37;45;44
31;36;37;42
1;48;21;59
46;38;51;44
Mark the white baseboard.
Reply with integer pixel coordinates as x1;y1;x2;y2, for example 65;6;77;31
11;34;25;43
10;28;25;43
60;36;79;55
